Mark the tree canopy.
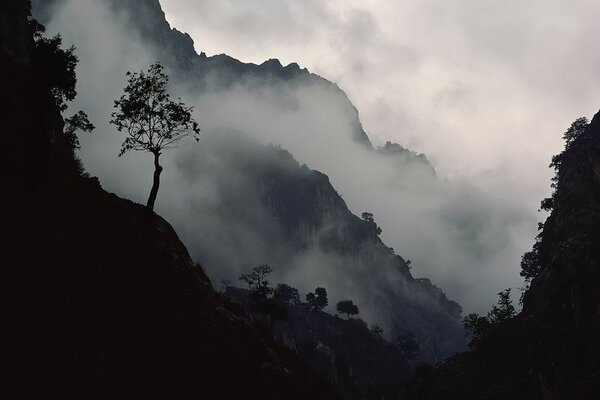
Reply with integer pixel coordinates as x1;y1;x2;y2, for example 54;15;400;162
239;264;274;300
336;300;359;319
239;265;288;330
110;62;200;212
463;288;515;349
274;283;300;306
306;287;328;312
31;23;77;111
396;333;420;360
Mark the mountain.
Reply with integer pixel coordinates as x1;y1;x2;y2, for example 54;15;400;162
177;131;465;362
31;0;465;362
415;112;600;399
5;2;340;398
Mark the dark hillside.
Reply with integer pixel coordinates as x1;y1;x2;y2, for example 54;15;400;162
5;2;339;398
226;286;411;399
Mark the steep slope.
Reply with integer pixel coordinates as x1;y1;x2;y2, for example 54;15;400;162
6;2;339;398
415;111;600;399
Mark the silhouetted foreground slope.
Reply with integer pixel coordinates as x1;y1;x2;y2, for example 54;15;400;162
415;111;600;399
4;1;339;398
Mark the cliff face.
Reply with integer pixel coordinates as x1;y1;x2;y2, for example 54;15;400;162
7;2;340;398
523;109;600;397
415;112;600;399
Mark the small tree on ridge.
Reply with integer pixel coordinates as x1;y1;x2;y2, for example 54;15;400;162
336;300;359;319
110;62;200;213
306;287;328;312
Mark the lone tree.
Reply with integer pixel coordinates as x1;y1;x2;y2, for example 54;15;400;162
306;287;328;312
239;265;288;330
361;211;382;235
110;62;200;212
336;300;359;319
239;264;274;301
463;288;516;349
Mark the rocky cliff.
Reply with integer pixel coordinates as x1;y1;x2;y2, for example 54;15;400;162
6;2;340;398
415;112;600;399
523;109;600;397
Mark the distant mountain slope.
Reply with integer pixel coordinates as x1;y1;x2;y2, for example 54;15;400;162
176;131;465;362
6;2;339;398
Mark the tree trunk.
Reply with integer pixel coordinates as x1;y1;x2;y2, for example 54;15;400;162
146;151;163;213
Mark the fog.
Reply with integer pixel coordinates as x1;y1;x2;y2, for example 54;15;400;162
38;0;600;318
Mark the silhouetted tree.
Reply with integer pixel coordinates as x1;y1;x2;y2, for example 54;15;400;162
30;22;94;175
336;300;359;319
361;212;374;222
540;117;589;212
239;264;274;301
463;288;515;349
31;22;77;111
462;313;492;349
110;62;200;212
239;265;287;330
61;111;95;173
396;333;420;360
562;117;589;149
520;239;541;283
361;211;382;235
306;287;328;311
487;288;515;324
274;283;300;306
371;324;384;337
